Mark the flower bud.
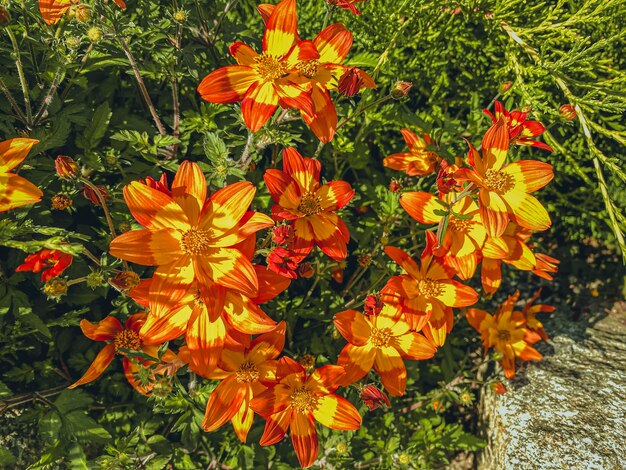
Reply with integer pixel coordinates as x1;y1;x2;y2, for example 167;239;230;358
43;278;68;299
297;354;315;370
0;6;10;26
55;155;78;179
338;67;365;97
360;384;390;411
389;180;402;193
51;194;73;210
82;184;108;206
86;27;102;43
559;104;576;120
335;441;349;455
86;271;106;289
500;80;513;93
110;271;140;292
357;254;372;267
297;262;315;279
331;266;344;283
73;5;91;22
173;9;188;22
65;36;81;50
491;381;507;395
118;222;131;233
398;453;410;465
391;81;412;99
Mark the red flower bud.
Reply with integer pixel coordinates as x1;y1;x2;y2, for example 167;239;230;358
272;225;294;245
364;293;384;316
391;81;412;99
492;382;507;395
389;180;402;193
360;384;390;411
82;184;108;206
559;104;576;120
55;155;79;179
338;67;365;97
297;262;315;279
500;81;513;92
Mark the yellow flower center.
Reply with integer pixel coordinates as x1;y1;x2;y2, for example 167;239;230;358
497;329;511;341
296;60;320;79
114;329;141;354
448;217;472;233
483;169;514;194
416;278;443;298
236;361;260;383
255;53;288;81
290;386;318;413
369;327;393;348
180;229;213;254
298;192;323;216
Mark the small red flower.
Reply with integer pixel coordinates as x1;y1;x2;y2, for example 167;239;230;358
16;249;73;282
338;67;367;97
272;225;294;245
267;246;299;279
389;180;402;193
331;266;344;283
363;293;383;316
297;262;315;279
360;384;390;411
483;101;552;151
436;160;462;195
559;104;576;120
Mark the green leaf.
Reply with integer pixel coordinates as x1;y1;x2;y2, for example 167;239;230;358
0;447;16;466
76;102;112;151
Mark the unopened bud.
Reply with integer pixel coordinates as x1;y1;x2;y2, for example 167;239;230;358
65;36;81;49
82;184;108;206
335;441;349;455
357;254;372;267
389;180;402;193
173;9;188;22
297;354;315;370
43;278;68;298
86;27;102;43
391;81;412;99
118;222;131;233
500;81;513;93
86;271;106;289
110;271;140;292
491;381;507;395
398;453;410;465
0;6;10;26
559;104;576;120
73;5;91;22
297;262;315;279
55;155;78;179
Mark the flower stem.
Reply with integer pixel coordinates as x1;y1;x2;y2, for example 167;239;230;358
7;27;33;126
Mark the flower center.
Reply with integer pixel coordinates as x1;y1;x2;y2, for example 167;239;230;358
369;327;392;348
298;192;323;216
290;386;318;413
448;217;472;233
180;229;212;254
497;329;511;341
255;53;288;81
236;361;260;383
114;329;141;354
296;59;320;79
416;279;443;298
483;169;514;194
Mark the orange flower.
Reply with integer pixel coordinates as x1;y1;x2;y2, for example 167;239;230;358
381;242;478;335
480;222;559;295
15;249;73;282
484;101;552;151
38;0;76;25
455;118;554;237
383;129;441;176
202;322;286;442
0;138;42;213
109;161;274;320
466;292;543;379
197;0;314;132
400;192;486;280
520;289;554;342
334;304;436;396
250;357;361;468
264;148;354;261
68;314;178;395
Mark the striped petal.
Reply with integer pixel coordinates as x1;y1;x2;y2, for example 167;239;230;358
333;309;371;346
68;343;116;388
211;211;274;248
250;383;292;417
203;375;247;432
291;412;318;469
224;292;276;334
479;189;510;238
263;169;302;209
316;181;354;211
229;42;259;66
202;248;258;297
309;212;349;261
259;409;292;446
392;332;437;360
501;160;554;193
399;192;442;224
149;259;196;315
171;161;207;226
201;181;256;234
502;191;551;232
248;321;286;363
109;229;183;266
187;311;226;377
0;138;38;171
197;65;257;103
374;347;407;397
306;365;345;394
481;258;502;295
436;279;478;307
80;316;122;341
252;265;292;304
139;305;190;345
313;394;362;430
292;218;315;259
123;181;190;231
38;0;72;25
263;0;298;57
481;118;509;170
232;390;255;442
0;174;43;212
282;148;320;193
314;23;353;64
384;246;421;280
242;81;279;132
301;84;337;143
336;343;375;386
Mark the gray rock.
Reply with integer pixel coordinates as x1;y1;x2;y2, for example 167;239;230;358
478;301;626;470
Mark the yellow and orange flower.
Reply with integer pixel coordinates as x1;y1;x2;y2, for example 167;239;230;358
484;101;552;151
480;222;559;295
197;0;314;132
381;242;478;337
202;322;286;442
132;237;290;378
68;313;179;395
466;292;543;379
520;289;554;342
400;192;486;279
455;118;554;237
250;357;361;468
334;304;436;396
0;138;42;213
264;148;354;261
109;161;274;319
383;129;441;176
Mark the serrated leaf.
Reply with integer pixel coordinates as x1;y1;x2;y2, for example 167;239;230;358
76;102;112;151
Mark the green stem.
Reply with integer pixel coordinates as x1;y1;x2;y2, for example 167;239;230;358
7;27;33;126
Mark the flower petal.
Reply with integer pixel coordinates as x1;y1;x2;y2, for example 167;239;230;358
400;191;442;224
68;343;116;388
80;316;123;341
391;332;437;360
259;409;292;446
316;180;354;212
313;394;361;431
203;375;247;432
263;0;298;57
241;79;279;132
123;181;190;231
109;229;183;266
291;412;318;469
0;174;43;212
333;310;371;346
171;161;207;226
197;65;257;103
374;347;406;397
314;23;353;64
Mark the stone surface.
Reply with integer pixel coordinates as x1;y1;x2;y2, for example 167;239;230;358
478;301;626;470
